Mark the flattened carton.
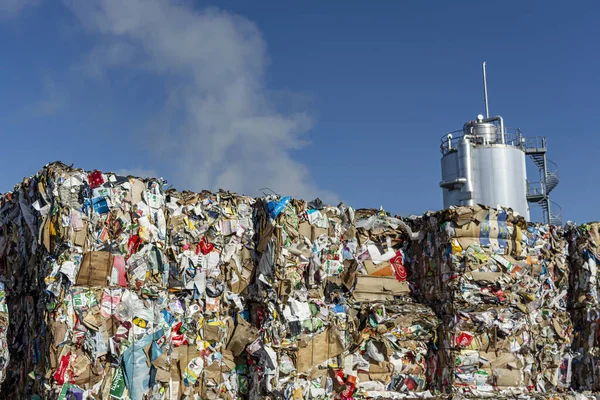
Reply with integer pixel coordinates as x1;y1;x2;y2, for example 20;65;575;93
110;367;127;399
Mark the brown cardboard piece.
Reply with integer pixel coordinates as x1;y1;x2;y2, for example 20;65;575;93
295;328;345;373
358;361;394;384
203;323;223;342
204;361;223;387
152;350;171;370
353;276;409;301
221;350;236;371
452;206;490;226
453;214;523;255
494;368;523;387
454;214;508;239
71;349;101;387
104;316;121;337
82;305;104;331
278;280;293;301
226;318;259;357
155;365;171;384
477;351;524;387
467;271;504;283
221;316;235;347
50;320;68;369
98;364;115;399
341;260;358;290
145;343;173;384
298;222;312;239
176;345;203;394
170;358;182;399
257;223;275;253
42;216;52;252
230;255;254;294
77;251;114;286
342;225;356;241
168;214;186;230
363;260;393;276
311;226;328;241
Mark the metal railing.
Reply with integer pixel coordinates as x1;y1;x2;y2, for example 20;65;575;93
527;181;545;197
548;200;563;226
527;162;559;195
546;159;559;176
521;136;547;151
440;127;547;155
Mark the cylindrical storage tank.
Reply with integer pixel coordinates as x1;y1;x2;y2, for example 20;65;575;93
471;144;529;219
441;141;530;220
469;122;497;144
441;150;465;207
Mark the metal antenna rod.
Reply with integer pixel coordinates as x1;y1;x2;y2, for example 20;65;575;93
482;62;489;118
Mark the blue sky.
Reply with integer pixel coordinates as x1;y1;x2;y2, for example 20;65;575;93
0;1;598;223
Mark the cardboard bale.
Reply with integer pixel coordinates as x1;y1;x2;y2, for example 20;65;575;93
2;163;593;400
410;205;573;396
0;162;257;399
566;223;600;391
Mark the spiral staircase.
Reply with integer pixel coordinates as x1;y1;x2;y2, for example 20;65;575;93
525;142;561;226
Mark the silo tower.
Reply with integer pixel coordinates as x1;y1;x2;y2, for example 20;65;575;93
439;63;561;224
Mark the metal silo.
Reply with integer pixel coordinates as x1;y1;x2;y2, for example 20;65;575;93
439;63;561;224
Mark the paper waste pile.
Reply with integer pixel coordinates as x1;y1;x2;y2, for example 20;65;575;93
246;201;439;398
2;162;600;399
0;162;261;399
410;206;573;397
566;223;600;392
0;162;439;399
0;282;7;386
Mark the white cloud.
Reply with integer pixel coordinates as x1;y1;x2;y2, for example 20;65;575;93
64;0;338;204
73;42;138;78
0;0;40;19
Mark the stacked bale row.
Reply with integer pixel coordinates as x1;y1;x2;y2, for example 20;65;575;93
2;162;599;399
566;223;600;392
0;162;257;399
246;200;439;398
410;206;572;397
0;162;440;399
